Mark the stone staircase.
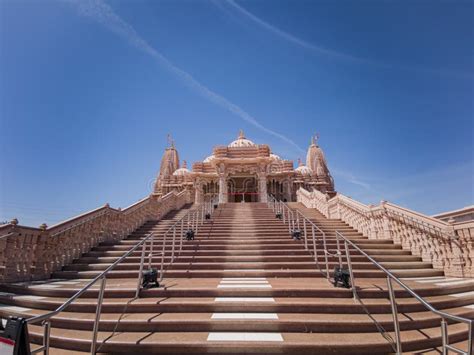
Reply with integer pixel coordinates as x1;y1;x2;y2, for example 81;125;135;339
0;202;473;354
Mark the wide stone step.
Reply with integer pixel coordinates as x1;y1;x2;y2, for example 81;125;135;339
25;323;469;354
74;254;423;264
52;268;444;279
62;261;433;272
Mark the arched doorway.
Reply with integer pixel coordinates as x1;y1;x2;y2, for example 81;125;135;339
227;175;258;202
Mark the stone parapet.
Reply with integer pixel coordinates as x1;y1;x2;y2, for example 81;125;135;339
296;187;473;277
0;190;192;283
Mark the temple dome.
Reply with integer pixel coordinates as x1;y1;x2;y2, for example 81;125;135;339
228;130;256;148
203;155;215;163
270;153;282;161
295;159;312;176
173;161;191;176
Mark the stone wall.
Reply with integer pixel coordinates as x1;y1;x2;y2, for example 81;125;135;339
0;190;192;283
297;187;474;277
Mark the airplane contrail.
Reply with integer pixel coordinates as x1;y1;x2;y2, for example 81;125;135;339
62;0;306;155
221;0;473;78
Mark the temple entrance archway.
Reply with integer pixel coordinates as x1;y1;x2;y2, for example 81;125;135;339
227;175;258;202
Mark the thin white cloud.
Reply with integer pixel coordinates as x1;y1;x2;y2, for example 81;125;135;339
222;0;473;78
222;0;369;65
62;0;306;155
332;168;372;190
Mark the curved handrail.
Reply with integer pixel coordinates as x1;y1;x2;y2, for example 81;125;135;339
267;194;330;279
26;194;209;355
272;195;473;355
338;229;471;324
26;231;150;325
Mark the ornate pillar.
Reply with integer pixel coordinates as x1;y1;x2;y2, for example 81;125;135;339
258;173;267;203
286;182;293;202
194;180;203;204
218;175;227;203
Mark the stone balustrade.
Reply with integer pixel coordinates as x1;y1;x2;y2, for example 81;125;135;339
297;187;474;277
0;190;192;283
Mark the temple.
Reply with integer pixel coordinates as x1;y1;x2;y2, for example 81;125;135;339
1;131;473;354
154;130;335;203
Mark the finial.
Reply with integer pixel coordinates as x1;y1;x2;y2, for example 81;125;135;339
10;218;18;226
312;133;319;146
183;160;187;168
238;129;245;139
297;158;302;166
167;133;175;148
39;223;47;231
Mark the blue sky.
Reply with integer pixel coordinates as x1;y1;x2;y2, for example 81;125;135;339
0;0;473;226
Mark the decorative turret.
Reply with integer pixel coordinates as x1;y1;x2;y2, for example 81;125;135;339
306;134;335;192
154;135;180;194
158;135;180;177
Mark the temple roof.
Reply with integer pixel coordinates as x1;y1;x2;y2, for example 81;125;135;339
228;130;256;148
173;160;191;176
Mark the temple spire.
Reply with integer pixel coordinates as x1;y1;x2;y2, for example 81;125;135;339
167;133;175;148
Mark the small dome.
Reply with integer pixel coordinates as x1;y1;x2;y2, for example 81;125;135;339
295;158;312;176
203;155;215;163
270;153;282;161
172;161;191;176
295;165;312;176
228;129;256;148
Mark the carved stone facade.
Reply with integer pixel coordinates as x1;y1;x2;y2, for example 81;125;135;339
297;187;474;278
0;190;192;282
154;130;335;203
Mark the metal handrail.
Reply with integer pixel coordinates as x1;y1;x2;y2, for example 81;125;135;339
268;195;473;355
26;198;218;355
142;196;218;286
267;195;330;280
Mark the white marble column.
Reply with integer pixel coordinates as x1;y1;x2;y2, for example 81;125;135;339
218;175;227;203
194;183;203;204
258;173;268;203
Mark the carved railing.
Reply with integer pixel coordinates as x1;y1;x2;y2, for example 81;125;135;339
297;187;473;277
0;190;192;283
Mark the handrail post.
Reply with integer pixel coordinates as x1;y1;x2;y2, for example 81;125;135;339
303;218;308;250
441;318;448;355
335;234;343;270
468;321;474;355
180;219;184;253
195;210;199;235
344;240;357;300
171;227;176;263
287;208;291;234
312;225;319;269
136;242;146;297
387;276;402;354
43;320;51;355
322;231;330;279
159;232;167;282
149;233;154;269
91;276;107;355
